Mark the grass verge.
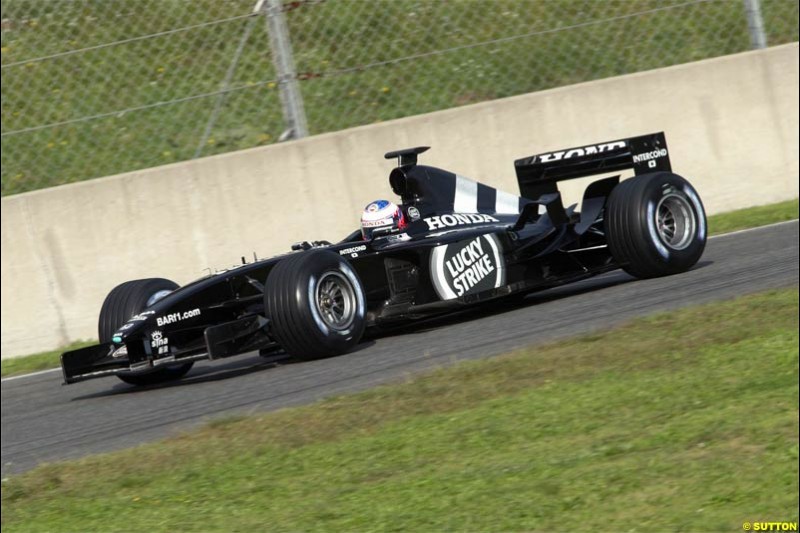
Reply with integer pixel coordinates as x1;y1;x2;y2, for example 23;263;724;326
2;288;798;532
2;198;797;379
707;198;799;236
0;340;92;379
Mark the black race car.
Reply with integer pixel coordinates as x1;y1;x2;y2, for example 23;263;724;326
61;132;706;386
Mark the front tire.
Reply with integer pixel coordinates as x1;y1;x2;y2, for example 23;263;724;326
606;172;706;278
264;250;367;360
99;278;194;386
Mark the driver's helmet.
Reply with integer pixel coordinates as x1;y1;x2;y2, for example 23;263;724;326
360;200;406;240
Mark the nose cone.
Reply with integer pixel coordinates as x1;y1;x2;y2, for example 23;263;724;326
110;310;158;343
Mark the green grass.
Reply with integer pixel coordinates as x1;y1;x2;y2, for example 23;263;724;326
1;0;798;195
708;198;799;235
2;197;797;379
2;288;797;532
0;340;92;378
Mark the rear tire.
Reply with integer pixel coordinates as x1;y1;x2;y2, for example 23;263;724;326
606;172;706;278
99;278;194;386
265;250;367;360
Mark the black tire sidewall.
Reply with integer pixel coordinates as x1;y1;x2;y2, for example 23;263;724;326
636;173;706;272
607;172;707;278
265;250;367;359
296;254;367;350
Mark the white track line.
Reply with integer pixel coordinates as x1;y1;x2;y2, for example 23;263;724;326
3;218;797;384
2;367;62;382
708;218;797;239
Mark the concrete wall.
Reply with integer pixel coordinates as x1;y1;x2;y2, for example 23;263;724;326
2;43;798;358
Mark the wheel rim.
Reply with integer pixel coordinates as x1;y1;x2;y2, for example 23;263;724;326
315;271;357;331
655;193;696;250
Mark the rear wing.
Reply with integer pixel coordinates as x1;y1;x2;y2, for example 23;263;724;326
514;132;670;201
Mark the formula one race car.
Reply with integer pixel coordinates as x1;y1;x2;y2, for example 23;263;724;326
61;131;706;386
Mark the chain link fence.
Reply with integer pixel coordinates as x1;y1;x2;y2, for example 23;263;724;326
1;0;798;196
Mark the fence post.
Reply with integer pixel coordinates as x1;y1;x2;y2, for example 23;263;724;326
194;8;261;158
743;0;768;49
263;0;309;140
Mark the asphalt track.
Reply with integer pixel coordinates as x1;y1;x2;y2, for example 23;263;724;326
2;221;798;477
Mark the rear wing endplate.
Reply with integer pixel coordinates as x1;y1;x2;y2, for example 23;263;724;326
515;132;670;201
